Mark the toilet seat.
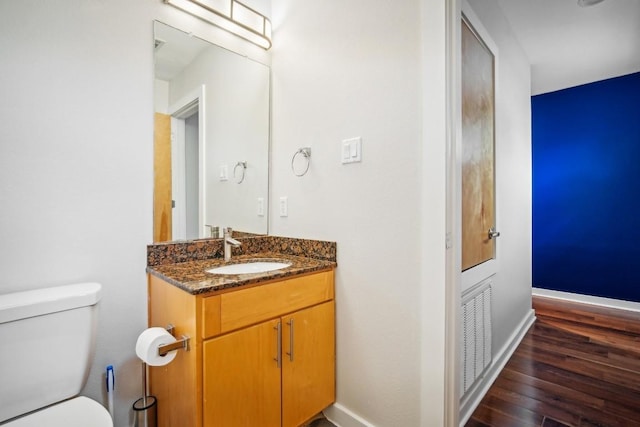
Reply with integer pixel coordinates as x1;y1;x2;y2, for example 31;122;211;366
4;396;113;427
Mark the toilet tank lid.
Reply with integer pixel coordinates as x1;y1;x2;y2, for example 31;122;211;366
0;282;102;324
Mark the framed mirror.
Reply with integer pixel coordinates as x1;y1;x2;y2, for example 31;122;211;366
153;21;270;242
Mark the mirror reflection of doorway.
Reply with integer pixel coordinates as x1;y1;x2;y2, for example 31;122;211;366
153;90;205;242
183;112;200;240
170;94;203;241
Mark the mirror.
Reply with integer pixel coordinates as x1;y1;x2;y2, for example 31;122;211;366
153;21;270;242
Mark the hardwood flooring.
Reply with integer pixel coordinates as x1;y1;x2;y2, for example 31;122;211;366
466;296;640;427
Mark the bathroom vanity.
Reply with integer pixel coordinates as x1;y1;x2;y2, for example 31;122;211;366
146;237;336;427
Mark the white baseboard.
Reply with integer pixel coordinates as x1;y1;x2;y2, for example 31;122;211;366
532;287;640;313
324;309;538;427
323;402;375;427
458;308;536;426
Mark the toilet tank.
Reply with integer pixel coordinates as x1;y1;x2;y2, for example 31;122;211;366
0;282;102;423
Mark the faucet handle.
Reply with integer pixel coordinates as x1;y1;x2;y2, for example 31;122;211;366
224;227;233;237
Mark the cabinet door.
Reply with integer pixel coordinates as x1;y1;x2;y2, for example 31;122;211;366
282;301;336;427
203;318;282;427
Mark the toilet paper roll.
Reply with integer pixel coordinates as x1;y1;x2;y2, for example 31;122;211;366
135;327;178;366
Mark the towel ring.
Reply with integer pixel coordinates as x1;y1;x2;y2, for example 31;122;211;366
233;161;247;184
291;147;311;177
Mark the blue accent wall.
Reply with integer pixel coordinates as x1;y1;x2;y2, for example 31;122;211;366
532;72;640;302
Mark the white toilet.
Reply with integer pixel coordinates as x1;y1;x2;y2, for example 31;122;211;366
0;282;113;426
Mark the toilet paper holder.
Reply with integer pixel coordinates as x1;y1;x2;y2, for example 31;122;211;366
158;324;190;357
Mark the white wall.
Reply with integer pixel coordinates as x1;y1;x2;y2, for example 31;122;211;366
154;79;170;114
270;0;449;425
0;1;268;426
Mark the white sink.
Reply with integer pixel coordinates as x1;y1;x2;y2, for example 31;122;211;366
206;261;291;275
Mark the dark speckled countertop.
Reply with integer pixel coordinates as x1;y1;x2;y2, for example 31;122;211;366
146;236;337;295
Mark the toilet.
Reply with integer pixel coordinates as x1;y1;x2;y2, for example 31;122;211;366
0;282;113;426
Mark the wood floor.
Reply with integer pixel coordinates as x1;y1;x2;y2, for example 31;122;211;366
466;296;640;427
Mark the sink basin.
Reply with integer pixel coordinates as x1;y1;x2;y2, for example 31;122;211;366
206;261;291;275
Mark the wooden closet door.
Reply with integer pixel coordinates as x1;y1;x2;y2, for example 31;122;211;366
461;18;497;271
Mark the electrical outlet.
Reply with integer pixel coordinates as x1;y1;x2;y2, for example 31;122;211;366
279;197;288;217
257;198;264;216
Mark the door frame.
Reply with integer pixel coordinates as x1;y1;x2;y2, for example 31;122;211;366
168;85;206;240
443;0;462;425
443;0;502;424
454;1;501;422
459;4;500;295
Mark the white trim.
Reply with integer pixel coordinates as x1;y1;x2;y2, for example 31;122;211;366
168;85;206;239
421;0;457;425
533;288;640;313
459;309;536;426
461;259;498;292
323;403;375;427
197;87;206;239
461;1;499;58
444;0;462;425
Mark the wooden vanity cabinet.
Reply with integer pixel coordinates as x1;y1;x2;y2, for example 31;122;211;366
148;269;335;427
281;301;335;427
204;301;335;427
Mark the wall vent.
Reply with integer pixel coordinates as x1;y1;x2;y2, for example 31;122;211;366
154;38;166;51
461;281;492;395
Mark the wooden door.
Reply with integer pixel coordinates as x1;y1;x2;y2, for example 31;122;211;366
202;319;282;427
154;112;172;242
282;301;336;427
461;17;497;272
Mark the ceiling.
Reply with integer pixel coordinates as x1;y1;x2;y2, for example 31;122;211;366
493;0;640;95
156;1;639;94
154;23;212;81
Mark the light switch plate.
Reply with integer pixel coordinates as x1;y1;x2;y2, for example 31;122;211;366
219;165;228;181
341;137;362;164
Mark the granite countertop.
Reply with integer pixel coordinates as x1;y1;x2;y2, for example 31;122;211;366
146;251;336;295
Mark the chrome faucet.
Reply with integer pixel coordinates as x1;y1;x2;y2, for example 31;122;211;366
223;227;241;261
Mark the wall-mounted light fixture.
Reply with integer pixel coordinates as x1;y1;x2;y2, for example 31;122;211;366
164;0;272;49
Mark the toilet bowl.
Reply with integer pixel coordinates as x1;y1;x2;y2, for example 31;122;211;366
0;283;113;426
3;396;112;427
